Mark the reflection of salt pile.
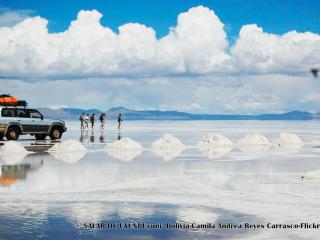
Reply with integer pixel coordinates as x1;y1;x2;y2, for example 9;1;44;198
305;169;320;179
237;133;270;145
105;138;143;162
197;133;233;159
0;141;30;165
48;140;87;164
273;133;304;148
151;134;185;161
198;146;233;159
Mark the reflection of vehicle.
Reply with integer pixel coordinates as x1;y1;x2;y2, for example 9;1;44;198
0;158;43;186
0;105;67;140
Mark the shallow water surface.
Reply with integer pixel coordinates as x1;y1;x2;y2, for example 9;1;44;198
1;121;320;239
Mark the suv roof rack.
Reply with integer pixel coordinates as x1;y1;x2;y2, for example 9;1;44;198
0;101;28;107
0;94;28;107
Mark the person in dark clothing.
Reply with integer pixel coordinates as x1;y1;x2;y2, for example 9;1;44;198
118;113;123;129
79;113;85;130
99;113;106;130
90;113;95;129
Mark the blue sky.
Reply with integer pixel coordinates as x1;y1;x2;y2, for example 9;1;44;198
0;1;320;113
1;0;320;39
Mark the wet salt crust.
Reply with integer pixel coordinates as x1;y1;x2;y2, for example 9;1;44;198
151;134;186;161
48;140;87;164
105;137;144;162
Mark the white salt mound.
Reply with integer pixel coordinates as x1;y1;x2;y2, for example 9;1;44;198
197;133;233;146
0;141;30;165
151;134;185;161
311;137;320;147
237;133;270;145
273;133;304;148
305;169;320;179
105;137;143;162
49;139;87;164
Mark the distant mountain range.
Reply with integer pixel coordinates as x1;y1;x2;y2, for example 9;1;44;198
37;107;320;121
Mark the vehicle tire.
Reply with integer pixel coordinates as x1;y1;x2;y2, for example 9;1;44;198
50;126;62;140
35;134;47;140
6;126;20;140
0;133;3;140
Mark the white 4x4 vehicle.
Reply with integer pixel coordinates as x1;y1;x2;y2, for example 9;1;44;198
0;106;67;140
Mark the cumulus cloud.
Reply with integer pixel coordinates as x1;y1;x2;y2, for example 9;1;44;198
0;6;230;78
231;24;320;74
0;6;319;78
0;6;320;113
0;8;34;27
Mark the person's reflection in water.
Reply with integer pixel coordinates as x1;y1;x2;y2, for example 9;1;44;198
84;129;89;144
99;130;105;143
79;129;85;143
90;130;95;143
118;129;122;140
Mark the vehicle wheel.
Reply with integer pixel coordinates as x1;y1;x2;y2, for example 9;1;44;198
6;126;20;140
35;134;47;140
0;133;3;140
50;127;62;140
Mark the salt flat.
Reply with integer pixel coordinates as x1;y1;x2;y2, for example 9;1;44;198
1;120;320;239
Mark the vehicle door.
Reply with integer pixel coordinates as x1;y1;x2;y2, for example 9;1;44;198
29;109;50;133
15;108;33;133
0;108;18;125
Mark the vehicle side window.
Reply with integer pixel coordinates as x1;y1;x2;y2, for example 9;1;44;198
1;108;16;117
16;109;29;118
29;109;42;119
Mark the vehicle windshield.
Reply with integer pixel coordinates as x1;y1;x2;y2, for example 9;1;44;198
29;109;43;119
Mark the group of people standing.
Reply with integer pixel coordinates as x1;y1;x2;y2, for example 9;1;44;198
79;113;123;130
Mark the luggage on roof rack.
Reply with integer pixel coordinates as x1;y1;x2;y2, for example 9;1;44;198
0;94;27;107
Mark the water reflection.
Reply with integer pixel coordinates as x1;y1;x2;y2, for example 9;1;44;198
99;131;106;143
0;202;255;240
0;154;44;187
80;130;107;144
198;146;234;159
118;130;122;140
90;130;95;143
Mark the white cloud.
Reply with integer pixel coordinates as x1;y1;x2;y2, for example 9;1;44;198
0;6;231;78
0;8;34;27
231;24;320;74
0;6;319;113
0;6;319;79
0;73;317;114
